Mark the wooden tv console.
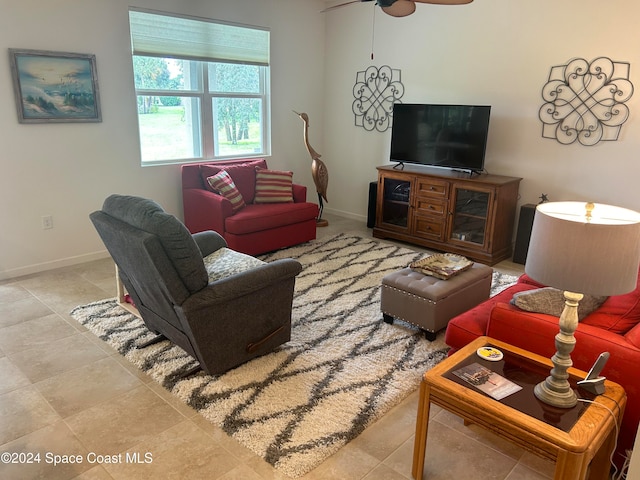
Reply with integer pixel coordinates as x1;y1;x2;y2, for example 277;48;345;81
373;164;522;265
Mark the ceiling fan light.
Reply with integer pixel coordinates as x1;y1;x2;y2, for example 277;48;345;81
382;0;416;17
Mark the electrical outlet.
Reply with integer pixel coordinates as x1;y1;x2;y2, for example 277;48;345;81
42;215;53;229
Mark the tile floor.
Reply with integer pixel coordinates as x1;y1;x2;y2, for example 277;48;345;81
0;213;561;480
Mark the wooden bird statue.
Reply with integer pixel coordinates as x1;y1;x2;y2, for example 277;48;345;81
294;111;329;226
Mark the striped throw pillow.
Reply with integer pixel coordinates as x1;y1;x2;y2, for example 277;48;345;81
254;168;294;203
207;170;245;212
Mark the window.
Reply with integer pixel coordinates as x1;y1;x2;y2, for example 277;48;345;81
129;9;270;165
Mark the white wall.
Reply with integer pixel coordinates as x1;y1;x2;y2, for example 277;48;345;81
0;0;326;279
321;0;640;221
4;0;640;279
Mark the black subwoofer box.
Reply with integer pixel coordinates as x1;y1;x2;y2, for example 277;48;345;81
367;181;377;228
513;203;536;264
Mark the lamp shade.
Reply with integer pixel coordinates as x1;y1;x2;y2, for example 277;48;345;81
525;202;640;296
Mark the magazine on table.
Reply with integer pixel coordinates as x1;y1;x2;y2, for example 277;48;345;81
452;363;522;400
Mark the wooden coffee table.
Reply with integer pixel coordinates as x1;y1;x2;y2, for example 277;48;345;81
412;336;626;480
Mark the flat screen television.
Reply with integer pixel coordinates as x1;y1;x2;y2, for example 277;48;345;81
389;103;491;174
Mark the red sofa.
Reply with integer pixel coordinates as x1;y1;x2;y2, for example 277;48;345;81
182;159;318;255
445;270;640;467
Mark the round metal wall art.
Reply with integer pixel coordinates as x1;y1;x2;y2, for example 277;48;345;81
539;57;633;146
352;65;404;132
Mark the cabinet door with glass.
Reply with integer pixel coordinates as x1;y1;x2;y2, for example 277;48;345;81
448;185;494;248
377;175;412;233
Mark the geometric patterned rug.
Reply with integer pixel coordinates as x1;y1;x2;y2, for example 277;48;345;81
70;233;518;477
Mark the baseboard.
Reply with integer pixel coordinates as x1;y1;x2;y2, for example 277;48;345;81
1;211;368;281
0;250;111;281
323;207;367;223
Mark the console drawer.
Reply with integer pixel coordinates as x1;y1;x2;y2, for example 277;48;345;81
416;178;449;198
413;215;445;241
415;197;447;217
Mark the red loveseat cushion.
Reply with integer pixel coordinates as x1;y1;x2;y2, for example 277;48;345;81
201;159;267;204
225;203;318;235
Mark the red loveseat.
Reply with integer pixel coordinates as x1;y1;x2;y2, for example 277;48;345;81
182;159;318;255
445;270;640;467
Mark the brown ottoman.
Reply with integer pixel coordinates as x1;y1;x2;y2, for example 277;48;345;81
380;263;493;341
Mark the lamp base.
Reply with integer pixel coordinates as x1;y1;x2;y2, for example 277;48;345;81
534;291;582;409
534;378;577;408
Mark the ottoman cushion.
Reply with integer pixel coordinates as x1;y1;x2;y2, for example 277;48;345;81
381;263;492;337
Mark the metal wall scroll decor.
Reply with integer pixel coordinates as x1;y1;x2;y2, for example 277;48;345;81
539;57;633;146
352;65;404;132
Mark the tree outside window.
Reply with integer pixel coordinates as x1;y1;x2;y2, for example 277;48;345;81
132;55;269;164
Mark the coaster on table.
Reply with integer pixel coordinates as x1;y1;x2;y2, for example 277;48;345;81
477;346;503;361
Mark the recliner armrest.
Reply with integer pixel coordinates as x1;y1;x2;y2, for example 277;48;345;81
192;230;227;257
181;258;303;310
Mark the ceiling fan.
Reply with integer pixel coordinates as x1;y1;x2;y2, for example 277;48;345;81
323;0;473;18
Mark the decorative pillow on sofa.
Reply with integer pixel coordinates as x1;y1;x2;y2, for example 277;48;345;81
201;159;267;203
254;168;294;203
206;170;245;213
510;287;607;321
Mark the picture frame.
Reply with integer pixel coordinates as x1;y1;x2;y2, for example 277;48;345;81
9;48;102;123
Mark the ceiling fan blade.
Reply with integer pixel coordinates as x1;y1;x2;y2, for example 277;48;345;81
380;0;472;17
415;0;474;4
321;0;471;17
321;0;373;13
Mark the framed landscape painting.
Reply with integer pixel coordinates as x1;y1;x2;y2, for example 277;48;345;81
9;49;102;123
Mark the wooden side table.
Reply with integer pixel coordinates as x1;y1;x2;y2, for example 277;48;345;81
412;337;625;480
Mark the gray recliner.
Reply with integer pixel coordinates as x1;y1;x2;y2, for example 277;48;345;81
90;194;302;376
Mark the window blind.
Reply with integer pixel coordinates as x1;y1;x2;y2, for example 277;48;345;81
129;9;270;66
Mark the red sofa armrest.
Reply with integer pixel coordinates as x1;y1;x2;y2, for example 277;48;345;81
292;183;307;203
183;188;233;234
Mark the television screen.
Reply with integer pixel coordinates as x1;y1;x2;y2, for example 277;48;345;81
390;104;491;173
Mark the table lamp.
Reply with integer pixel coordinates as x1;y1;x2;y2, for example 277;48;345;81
525;201;640;408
